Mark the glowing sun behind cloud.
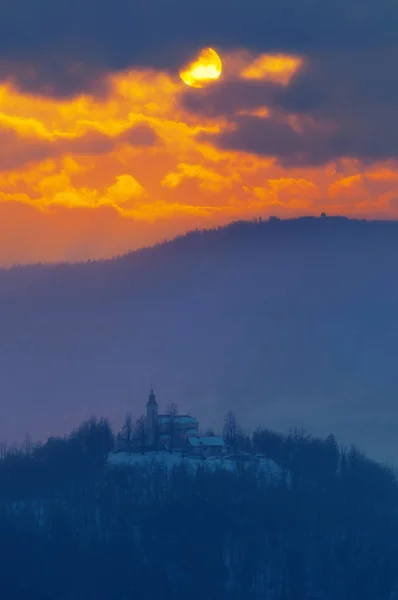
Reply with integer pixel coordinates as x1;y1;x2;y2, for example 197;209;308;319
180;47;222;88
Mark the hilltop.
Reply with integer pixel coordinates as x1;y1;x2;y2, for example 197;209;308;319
0;216;398;462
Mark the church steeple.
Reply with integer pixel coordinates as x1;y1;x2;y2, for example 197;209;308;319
147;387;157;407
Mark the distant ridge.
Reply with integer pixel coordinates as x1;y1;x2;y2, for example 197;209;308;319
1;214;398;464
0;213;393;274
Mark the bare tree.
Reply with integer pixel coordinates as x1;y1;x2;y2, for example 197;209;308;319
167;403;178;453
223;410;238;452
0;440;7;460
120;412;134;451
22;432;33;455
134;415;148;449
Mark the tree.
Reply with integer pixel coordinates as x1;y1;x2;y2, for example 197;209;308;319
167;403;178;453
134;415;148;448
0;440;7;460
120;413;134;451
22;433;33;456
73;416;114;468
323;433;340;478
223;410;239;452
252;428;285;464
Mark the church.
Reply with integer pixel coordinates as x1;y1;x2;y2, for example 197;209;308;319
146;389;227;456
146;388;199;446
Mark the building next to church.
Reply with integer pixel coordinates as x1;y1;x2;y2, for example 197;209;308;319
186;435;227;457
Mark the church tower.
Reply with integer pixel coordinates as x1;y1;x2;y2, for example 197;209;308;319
146;388;158;445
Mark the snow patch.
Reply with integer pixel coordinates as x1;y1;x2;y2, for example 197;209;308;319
107;451;284;480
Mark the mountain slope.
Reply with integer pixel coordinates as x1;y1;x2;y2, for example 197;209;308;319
1;216;398;462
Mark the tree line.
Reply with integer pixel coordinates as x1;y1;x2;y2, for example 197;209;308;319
0;415;397;599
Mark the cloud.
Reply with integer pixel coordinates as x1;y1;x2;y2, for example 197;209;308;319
240;54;304;85
0;0;395;173
106;174;145;203
161;162;237;192
0;127;55;171
202;109;398;166
0;0;397;96
0;59;109;99
0;125;114;172
1;33;398;265
120;123;160;146
199;113;335;166
181;80;279;118
185;45;398;165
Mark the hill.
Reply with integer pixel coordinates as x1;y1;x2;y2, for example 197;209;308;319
1;216;398;462
0;419;397;600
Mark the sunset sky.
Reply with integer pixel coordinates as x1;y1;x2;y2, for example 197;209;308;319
1;0;398;265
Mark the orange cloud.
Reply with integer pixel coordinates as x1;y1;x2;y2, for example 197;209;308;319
162;162;239;193
0;57;396;266
240;53;304;85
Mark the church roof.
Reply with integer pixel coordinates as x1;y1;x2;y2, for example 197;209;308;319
158;414;198;424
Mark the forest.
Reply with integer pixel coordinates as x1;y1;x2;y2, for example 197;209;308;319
0;415;397;600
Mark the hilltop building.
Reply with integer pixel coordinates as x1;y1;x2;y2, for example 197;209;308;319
114;389;228;457
146;388;199;446
187;434;226;457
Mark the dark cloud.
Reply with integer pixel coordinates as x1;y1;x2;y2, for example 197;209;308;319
120;123;160;146
182;80;280;118
0;126;114;171
1;0;398;165
0;122;162;173
276;49;398;117
0;59;109;98
200;106;398;166
199;114;334;166
0;129;54;171
0;0;397;96
65;130;115;156
189;47;398;165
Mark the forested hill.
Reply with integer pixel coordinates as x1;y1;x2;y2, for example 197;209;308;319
0;419;397;600
1;216;398;462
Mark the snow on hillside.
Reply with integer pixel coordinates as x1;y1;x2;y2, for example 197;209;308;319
107;450;284;481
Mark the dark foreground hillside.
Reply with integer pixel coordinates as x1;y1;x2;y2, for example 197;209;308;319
0;420;397;600
1;216;398;461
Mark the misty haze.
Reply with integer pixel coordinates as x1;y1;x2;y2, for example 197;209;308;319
1;216;397;463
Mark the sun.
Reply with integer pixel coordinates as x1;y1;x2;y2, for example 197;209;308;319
180;47;222;88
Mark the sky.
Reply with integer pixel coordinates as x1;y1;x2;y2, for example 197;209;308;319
1;0;398;265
